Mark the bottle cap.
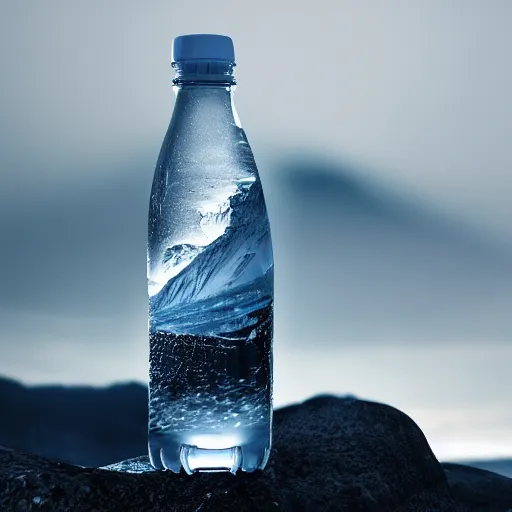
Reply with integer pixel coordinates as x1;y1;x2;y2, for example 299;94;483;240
172;34;235;63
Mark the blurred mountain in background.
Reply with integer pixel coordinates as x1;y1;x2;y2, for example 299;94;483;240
0;377;147;467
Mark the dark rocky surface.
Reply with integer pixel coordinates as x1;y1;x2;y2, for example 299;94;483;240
0;395;467;511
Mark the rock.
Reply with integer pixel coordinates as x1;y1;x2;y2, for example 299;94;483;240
0;395;462;511
442;463;512;511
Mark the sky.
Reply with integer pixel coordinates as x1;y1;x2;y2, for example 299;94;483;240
0;0;511;461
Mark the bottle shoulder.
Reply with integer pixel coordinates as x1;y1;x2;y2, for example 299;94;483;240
155;116;259;177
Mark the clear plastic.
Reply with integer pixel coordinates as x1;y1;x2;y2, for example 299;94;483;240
147;59;273;474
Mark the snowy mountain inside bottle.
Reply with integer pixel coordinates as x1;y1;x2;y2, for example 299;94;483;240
150;177;273;337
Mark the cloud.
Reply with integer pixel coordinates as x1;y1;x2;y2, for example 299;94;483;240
269;155;512;345
0;152;152;315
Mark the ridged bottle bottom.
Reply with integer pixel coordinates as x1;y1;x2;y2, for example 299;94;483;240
148;429;270;474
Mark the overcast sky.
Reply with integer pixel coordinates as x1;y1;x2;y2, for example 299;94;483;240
0;1;511;461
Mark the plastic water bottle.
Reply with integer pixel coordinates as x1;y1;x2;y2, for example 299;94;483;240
147;34;274;474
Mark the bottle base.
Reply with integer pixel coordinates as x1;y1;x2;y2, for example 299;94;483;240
149;432;270;474
180;445;242;474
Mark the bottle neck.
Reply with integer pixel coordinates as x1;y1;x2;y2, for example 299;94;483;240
171;59;241;127
172;60;236;87
170;76;241;133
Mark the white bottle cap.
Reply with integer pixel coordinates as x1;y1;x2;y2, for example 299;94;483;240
172;34;235;63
